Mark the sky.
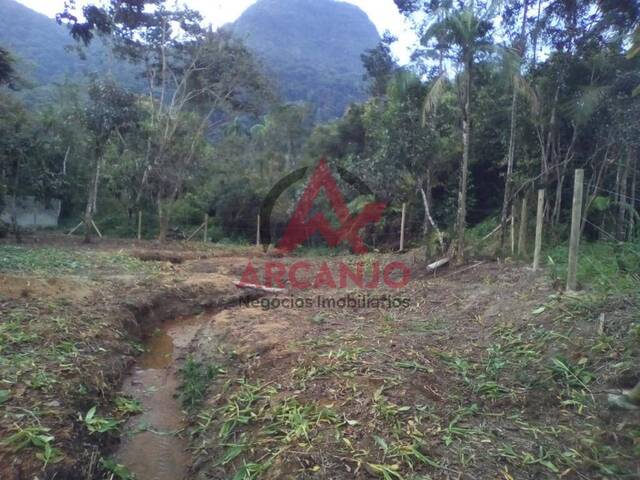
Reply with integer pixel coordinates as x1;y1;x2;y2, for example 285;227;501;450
14;0;418;63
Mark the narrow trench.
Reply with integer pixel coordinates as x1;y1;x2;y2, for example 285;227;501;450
114;312;214;480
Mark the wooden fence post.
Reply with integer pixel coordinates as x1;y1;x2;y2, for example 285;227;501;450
510;204;516;255
533;189;545;271
399;203;406;252
256;214;261;247
203;213;208;243
137;211;142;240
567;169;584;291
518;195;528;256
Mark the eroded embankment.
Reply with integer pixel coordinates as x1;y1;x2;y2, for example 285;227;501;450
0;262;259;480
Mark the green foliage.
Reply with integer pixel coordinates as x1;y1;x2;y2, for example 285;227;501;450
0;245;158;276
0;45;18;88
0;0;142;105
179;357;223;409
546;241;640;294
1;0;639;257
99;458;135;480
550;356;595;390
114;397;143;415
232;0;379;120
4;426;63;467
80;406;121;434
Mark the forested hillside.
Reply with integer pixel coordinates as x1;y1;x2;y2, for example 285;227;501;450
0;0;140;104
232;0;380;120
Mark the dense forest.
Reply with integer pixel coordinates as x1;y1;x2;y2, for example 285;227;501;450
0;0;639;258
232;0;380;120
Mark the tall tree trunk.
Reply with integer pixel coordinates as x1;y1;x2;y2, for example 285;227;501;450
629;149;637;241
500;0;530;253
83;157;102;243
454;60;472;263
10;160;21;243
157;195;169;243
420;171;444;252
617;148;631;241
551;170;565;226
500;89;519;252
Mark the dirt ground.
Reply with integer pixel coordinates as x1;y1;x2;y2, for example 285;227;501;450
0;233;638;479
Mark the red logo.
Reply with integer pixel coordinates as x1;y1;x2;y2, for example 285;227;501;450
277;159;386;253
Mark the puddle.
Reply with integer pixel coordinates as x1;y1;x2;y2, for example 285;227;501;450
116;314;210;480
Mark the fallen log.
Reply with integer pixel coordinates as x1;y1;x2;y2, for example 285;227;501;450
427;257;450;272
234;281;285;294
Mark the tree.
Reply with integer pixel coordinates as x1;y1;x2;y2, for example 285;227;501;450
134;27;270;241
0;46;19;88
408;0;498;261
499;0;532;252
362;32;398;97
362;71;448;250
57;0;168;46
82;81;140;242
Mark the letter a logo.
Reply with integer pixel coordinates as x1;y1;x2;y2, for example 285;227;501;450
277;159;386;254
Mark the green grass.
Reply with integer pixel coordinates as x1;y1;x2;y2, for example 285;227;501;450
178;357;224;410
545;240;640;294
0;245;160;276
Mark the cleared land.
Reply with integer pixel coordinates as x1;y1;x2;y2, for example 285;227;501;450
0;235;638;479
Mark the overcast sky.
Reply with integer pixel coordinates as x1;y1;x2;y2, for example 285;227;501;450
14;0;418;63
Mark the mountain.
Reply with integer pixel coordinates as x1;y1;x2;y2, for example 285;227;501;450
232;0;380;120
0;0;140;105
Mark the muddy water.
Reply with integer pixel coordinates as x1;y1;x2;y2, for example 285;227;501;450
116;314;209;480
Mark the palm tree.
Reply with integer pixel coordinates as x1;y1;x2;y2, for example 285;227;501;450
422;0;498;262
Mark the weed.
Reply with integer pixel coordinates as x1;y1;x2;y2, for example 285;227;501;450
81;406;121;434
232;459;273;480
394;361;434;374
29;371;58;391
179;357;224;409
442;404;479;446
0;389;10;403
218;381;275;440
4;425;63;467
114;396;143;415
266;398;337;444
549;356;594;390
365;462;404;480
373;388;411;422
100;458;135;480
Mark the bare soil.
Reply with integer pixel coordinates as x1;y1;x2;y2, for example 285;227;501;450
0;234;638;479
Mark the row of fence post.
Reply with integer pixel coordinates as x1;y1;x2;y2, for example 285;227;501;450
519;169;584;291
132;169;586;291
